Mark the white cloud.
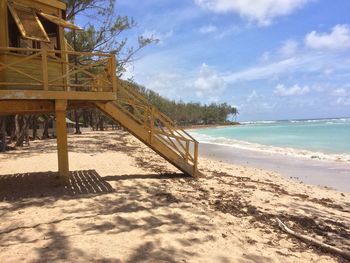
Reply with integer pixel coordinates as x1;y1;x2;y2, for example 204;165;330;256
332;88;348;97
215;25;241;39
260;51;271;62
239;90;276;113
246;90;259;102
194;0;311;26
223;56;310;83
274;84;310;96
199;25;217;34
142;29;174;45
336;97;350;106
305;24;350;50
278;39;299;57
194;63;227;100
322;68;334;76
223;51;350;83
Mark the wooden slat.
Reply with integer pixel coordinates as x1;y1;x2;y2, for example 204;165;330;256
0;100;54;115
13;0;66;11
38;12;81;30
42;49;49;90
0;61;43;83
0;90;116;101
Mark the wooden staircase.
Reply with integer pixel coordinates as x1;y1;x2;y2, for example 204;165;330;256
95;81;200;178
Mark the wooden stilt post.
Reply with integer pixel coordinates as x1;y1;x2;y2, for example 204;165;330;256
55;100;69;179
0;0;9;84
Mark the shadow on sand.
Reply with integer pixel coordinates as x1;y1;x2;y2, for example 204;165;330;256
0;170;114;201
0;172;277;262
0;170;231;262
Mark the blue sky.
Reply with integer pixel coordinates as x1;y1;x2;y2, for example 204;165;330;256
84;0;350;121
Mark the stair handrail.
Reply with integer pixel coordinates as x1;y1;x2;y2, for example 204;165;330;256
115;79;199;170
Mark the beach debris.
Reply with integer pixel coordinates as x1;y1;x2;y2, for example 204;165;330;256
276;218;350;260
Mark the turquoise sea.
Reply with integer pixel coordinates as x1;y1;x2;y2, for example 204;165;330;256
190;118;350;157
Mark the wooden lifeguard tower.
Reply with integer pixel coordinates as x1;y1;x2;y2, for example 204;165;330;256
0;0;199;178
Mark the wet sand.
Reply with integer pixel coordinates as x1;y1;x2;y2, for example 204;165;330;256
200;142;350;193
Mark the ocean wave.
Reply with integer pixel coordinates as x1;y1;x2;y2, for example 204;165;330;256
290;118;350;124
242;118;350;125
189;132;350;164
241;120;277;125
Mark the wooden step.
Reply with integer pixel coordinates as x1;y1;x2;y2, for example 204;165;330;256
95;101;199;178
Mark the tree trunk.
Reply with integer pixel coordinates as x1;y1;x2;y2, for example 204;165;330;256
15;115;23;146
0;117;7;152
74;110;82;134
15;115;31;147
32;116;38;140
42;115;50;139
97;112;104;131
8;116;16;143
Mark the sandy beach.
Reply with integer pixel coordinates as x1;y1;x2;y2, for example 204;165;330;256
0;130;349;262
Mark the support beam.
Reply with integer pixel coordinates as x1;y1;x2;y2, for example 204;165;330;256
0;100;95;116
0;90;116;101
0;0;8;48
0;100;55;115
55;100;69;179
0;0;8;84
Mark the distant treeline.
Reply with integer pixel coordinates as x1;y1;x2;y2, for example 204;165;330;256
129;82;239;126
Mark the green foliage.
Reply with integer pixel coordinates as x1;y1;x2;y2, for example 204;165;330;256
128;82;238;126
64;0;158;76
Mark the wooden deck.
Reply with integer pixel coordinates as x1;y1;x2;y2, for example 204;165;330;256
0;47;117;101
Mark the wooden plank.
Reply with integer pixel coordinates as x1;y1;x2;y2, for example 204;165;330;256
0;91;116;101
0;100;54;115
0;47;112;58
110;55;118;93
59;13;69;91
7;2;27;39
38;12;81;30
13;0;66;11
0;0;9;47
0;100;94;115
150;106;155;143
0;82;42;86
0;0;8;86
36;0;66;10
193;142;199;177
55;100;69;179
0;60;43;83
2;54;64;89
41;49;49;90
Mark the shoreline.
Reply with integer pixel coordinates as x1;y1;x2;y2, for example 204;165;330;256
181;123;240;130
188;131;350;164
199;142;350;193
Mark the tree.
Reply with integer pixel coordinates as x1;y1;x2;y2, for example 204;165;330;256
64;0;158;133
65;0;158;76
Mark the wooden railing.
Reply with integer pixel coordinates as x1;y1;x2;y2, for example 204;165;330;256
114;80;199;174
0;47;117;93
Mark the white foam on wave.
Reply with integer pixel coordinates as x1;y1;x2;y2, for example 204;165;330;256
189;132;350;164
241;120;277;125
242;117;350;125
